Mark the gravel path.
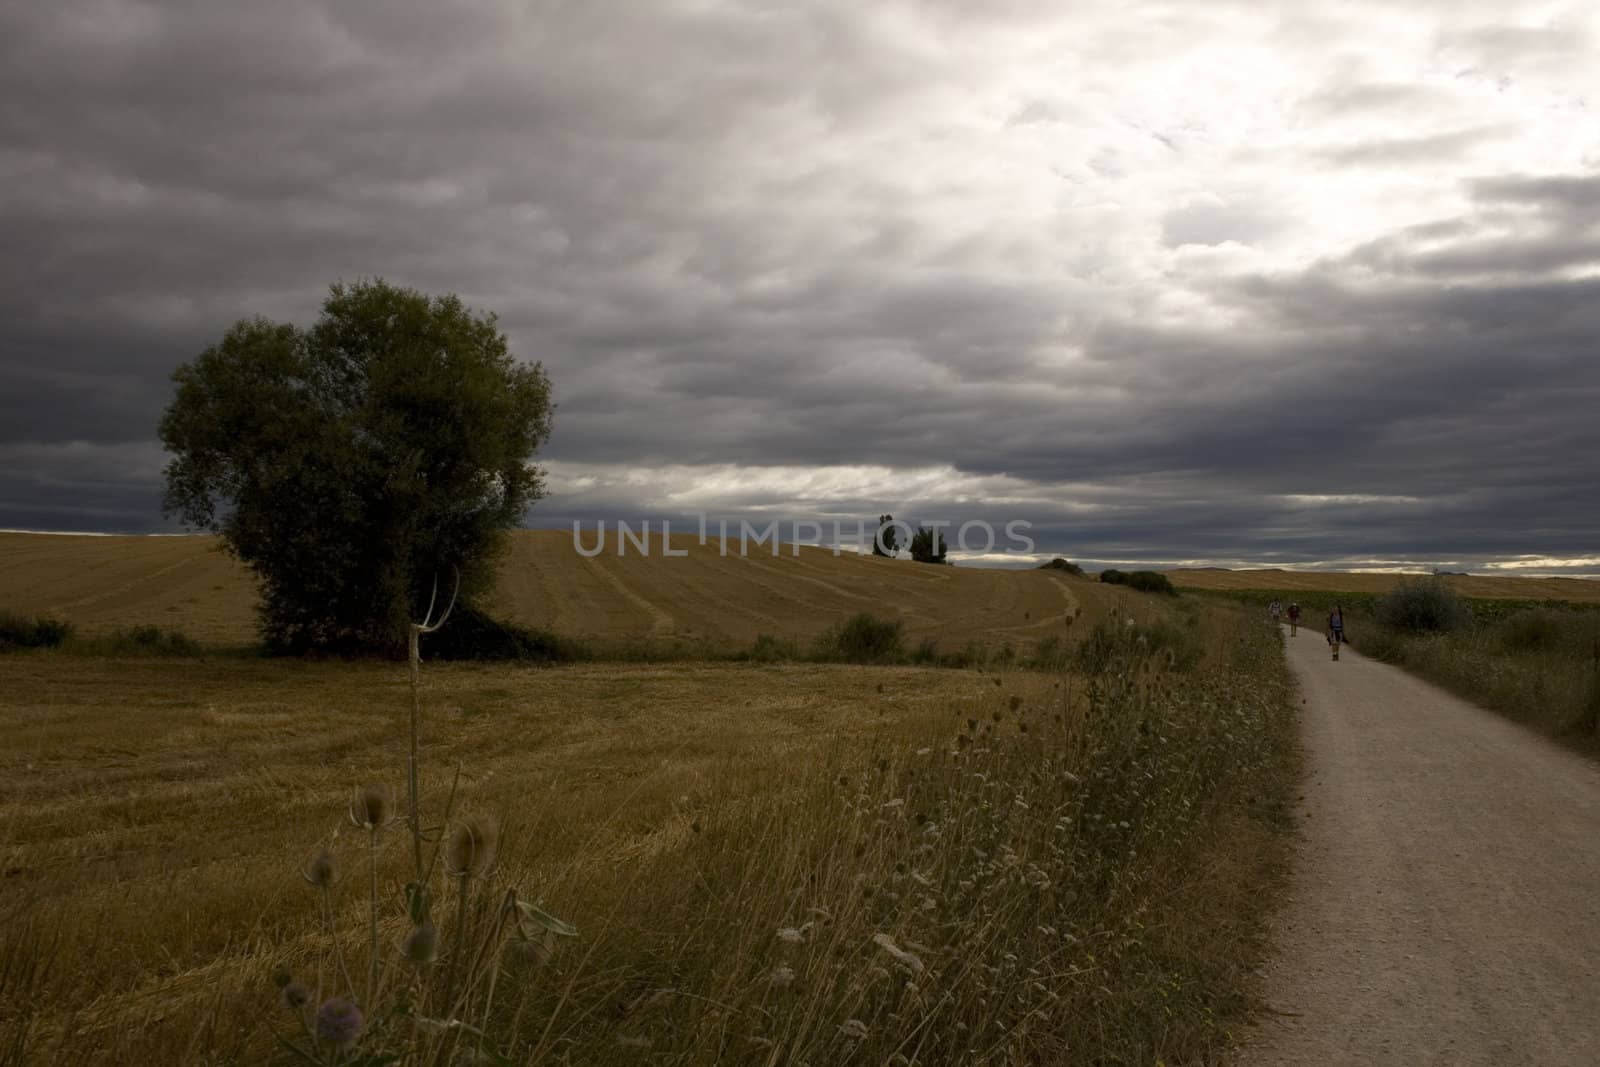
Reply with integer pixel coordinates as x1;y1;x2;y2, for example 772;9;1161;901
1242;627;1600;1065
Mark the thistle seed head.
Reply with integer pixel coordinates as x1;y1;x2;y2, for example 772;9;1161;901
444;814;498;878
302;848;337;889
348;784;393;830
280;980;311;1012
510;934;554;968
400;922;438;965
315;997;364;1050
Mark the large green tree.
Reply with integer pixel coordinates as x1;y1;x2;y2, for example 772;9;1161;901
160;280;552;653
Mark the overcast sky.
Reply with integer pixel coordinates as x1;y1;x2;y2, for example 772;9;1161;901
3;1;1598;573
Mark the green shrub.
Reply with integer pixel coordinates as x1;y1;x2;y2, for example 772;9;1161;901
813;612;905;663
942;640;989;669
1075;619;1132;674
1498;608;1570;652
422;605;583;662
1098;569;1176;594
65;625;204;657
1348;625;1406;662
1141;618;1202;670
0;611;74;650
744;633;803;662
1373;577;1471;634
1075;615;1199;674
1039;558;1085;576
1027;634;1071;670
910;637;941;665
1124;570;1176;595
123;625;202;656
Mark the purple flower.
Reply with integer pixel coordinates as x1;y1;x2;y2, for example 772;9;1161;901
315;997;364;1050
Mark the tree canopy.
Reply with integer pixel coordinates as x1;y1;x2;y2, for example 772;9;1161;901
909;527;948;565
160;279;552;652
872;514;900;557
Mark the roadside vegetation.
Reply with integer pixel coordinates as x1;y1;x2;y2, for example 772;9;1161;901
1196;581;1600;746
0;610;202;657
1357;580;1600;744
0;597;1297;1064
0;605;1203;676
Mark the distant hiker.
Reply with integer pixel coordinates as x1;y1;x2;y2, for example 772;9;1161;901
1328;604;1345;645
1287;602;1300;636
1269;600;1283;623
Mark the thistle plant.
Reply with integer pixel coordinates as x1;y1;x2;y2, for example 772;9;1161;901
274;569;578;1065
348;784;392;1002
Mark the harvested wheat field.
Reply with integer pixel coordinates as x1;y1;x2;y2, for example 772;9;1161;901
0;594;1297;1064
0;530;1114;652
0;657;1046;1060
1165;567;1600;602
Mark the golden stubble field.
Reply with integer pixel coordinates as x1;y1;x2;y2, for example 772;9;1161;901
0;655;1058;1061
0;532;1314;1064
0;526;1303;1065
1;609;1297;1065
0;530;1112;651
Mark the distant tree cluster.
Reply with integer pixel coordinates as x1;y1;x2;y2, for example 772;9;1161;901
1038;558;1085;576
871;515;946;564
161;279;553;653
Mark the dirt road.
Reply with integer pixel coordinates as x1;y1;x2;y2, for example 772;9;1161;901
1243;629;1600;1065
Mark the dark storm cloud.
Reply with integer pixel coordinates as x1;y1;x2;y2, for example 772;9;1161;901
2;1;1598;574
1471;174;1600;212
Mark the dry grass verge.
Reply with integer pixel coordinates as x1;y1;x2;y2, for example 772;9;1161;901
1354;610;1600;748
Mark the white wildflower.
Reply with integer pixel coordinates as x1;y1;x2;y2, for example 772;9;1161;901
777;924;812;944
873;932;925;973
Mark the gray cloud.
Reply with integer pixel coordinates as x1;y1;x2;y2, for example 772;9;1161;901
1296;81;1452;119
3;0;1599;575
1312;125;1510;167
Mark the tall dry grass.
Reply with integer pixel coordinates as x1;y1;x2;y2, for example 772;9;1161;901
1;602;1296;1064
497;609;1296;1064
1355;607;1600;743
